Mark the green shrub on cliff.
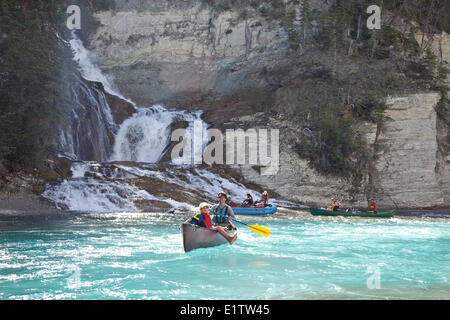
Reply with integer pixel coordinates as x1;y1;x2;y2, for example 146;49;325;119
297;108;366;176
277;75;376;177
270;0;448;179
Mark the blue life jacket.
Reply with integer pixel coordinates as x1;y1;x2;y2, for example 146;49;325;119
212;205;230;224
189;213;212;228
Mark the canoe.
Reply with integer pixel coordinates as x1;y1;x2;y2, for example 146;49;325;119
231;205;277;215
310;208;394;218
181;223;237;252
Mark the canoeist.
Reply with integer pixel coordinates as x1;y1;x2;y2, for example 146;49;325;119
241;193;254;207
369;199;378;213
185;202;237;244
327;198;340;211
260;191;269;207
211;192;236;227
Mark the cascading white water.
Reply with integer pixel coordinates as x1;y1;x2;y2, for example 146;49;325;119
56;33;126;161
110;105;175;163
110;105;208;163
46;33;215;212
43;177;160;212
67;32;207;164
71;80;118;161
43;161;198;212
69;34;136;107
43;160;296;213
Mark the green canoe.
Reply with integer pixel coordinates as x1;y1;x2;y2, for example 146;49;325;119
310;208;394;218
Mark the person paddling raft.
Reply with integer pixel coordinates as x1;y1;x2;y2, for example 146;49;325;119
369;199;379;213
226;196;239;207
241;193;254;207
259;191;269;207
185;202;237;245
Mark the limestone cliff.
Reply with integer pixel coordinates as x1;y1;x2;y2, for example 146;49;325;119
234;92;449;209
87;0;315;106
373;93;447;208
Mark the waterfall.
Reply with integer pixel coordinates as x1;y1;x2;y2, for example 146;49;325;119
57;33;124;161
43;162;197;212
45;33;292;213
61;33;206;164
110;105;175;163
69;34;136;107
45;33;211;212
111;105;207;163
70;80;118;161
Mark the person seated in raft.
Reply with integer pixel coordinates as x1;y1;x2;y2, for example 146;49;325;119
226;196;239;207
369;199;378;213
241;193;254;207
211;192;236;229
260;191;269;207
185;202;237;244
327;198;340;211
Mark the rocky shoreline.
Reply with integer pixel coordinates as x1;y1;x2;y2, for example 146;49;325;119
0;193;66;217
1;159;449;218
1;188;449;218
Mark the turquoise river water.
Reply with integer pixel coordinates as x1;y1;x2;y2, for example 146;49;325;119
1;211;449;300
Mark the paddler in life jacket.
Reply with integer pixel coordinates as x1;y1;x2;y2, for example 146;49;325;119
185;202;213;228
327;198;340;211
186;202;237;244
241;193;254;207
226;196;239;207
211;191;236;229
260;191;269;207
369;199;378;213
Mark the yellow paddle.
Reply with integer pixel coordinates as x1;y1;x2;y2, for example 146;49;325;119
209;210;270;237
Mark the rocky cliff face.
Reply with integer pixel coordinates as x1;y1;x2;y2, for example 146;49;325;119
87;0;315;106
373;93;448;208
234;92;449;209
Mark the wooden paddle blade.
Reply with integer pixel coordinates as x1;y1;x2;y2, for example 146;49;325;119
248;224;270;237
